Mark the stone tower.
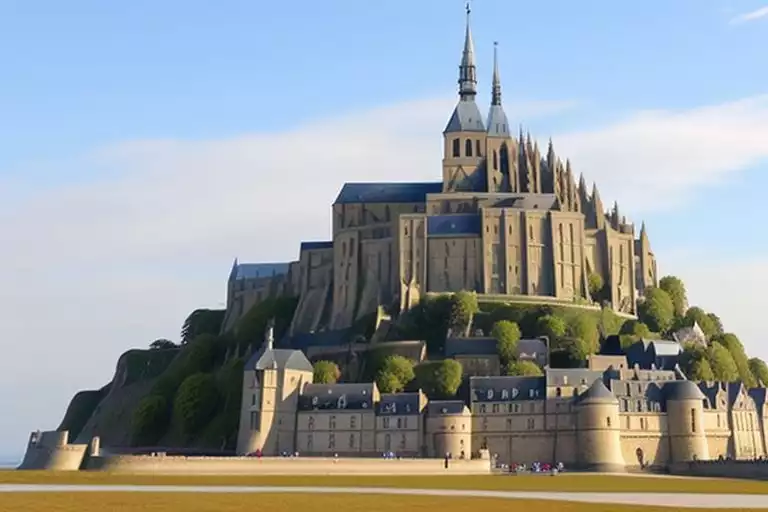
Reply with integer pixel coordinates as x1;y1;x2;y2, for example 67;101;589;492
665;380;710;463
575;379;625;471
236;321;313;455
442;3;487;192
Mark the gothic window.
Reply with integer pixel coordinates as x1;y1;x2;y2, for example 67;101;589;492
452;138;460;157
493;150;498;170
465;139;473;157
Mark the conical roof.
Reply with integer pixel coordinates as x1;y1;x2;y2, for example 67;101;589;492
578;379;618;405
664;380;706;401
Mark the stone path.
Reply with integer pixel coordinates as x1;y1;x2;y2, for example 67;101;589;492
1;484;768;509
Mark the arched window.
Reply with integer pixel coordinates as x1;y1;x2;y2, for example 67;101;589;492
493;150;498;170
465;139;473;157
476;140;482;157
500;144;509;175
452;138;460;157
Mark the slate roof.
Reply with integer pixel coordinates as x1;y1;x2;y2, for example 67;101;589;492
545;368;603;388
444;99;486;133
298;383;376;411
643;339;683;356
245;347;313;373
233;262;291;280
444;337;497;357
427;214;482;236
490;194;559;210
470;375;545;402
300;241;333;251
334;182;442;204
425;400;468;415
663;380;706;401
578;379;617;404
376;393;422;416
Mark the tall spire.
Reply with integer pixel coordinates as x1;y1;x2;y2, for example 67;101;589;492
491;41;502;106
458;2;477;100
444;2;485;133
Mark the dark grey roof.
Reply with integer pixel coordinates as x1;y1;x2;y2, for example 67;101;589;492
334;182;442;204
376;393;422;416
643;339;683;356
298;383;375;411
300;241;333;251
490;194;559;210
487;104;510;137
425;400;467;415
245;348;313;373
663;380;706;401
427;214;482;236
470;375;545;402
444;337;497;357
444;99;485;133
578;379;618;404
233;262;290;280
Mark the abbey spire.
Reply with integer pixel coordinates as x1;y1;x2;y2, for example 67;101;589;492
444;2;485;133
487;42;510;136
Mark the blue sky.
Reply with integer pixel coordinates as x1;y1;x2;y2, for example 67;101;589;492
1;1;768;457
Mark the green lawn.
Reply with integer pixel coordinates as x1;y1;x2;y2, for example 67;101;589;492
3;471;768;494
0;493;744;512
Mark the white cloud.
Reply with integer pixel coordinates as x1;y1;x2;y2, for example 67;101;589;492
1;92;768;457
730;5;768;24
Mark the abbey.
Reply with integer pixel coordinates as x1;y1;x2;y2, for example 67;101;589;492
222;7;658;335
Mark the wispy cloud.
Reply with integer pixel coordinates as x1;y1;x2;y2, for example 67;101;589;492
2;93;768;455
729;5;768;24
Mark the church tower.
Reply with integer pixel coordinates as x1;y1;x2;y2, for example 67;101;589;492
442;3;487;192
485;42;517;193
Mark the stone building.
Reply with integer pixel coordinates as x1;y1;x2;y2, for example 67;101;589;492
237;327;768;469
222;5;658;336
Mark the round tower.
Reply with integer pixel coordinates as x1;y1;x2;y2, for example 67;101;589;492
665;380;710;463
425;401;472;459
575;379;625;472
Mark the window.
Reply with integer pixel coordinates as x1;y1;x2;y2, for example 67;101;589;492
691;408;697;433
717;414;721;428
330;416;337;430
513;404;520;413
506;418;512;430
396;418;403;429
527;418;535;430
384;434;392;451
480;404;487;413
308;416;315;430
400;434;407;449
606;416;612;428
383;417;390;429
349;433;355;449
307;434;313;451
640;418;646;430
452;138;460;157
492;404;500;413
476;139;482;157
465;139;473;157
555;387;562;397
482;417;488;431
329;433;336;449
350;416;356;429
251;394;256;406
493;150;498;170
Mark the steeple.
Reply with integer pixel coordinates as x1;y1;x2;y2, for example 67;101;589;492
487;41;509;136
444;2;485;133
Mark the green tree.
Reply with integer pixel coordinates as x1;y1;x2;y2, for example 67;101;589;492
414;359;463;399
448;291;479;334
749;358;768;387
313;360;341;384
491;320;521;366
130;395;170;446
707;342;740;382
713;333;756;387
181;309;225;345
150;338;177;350
587;273;605;301
681;306;719;340
567;314;599;354
619;319;651;338
174;373;220;437
680;345;715;381
506;360;544;377
536;314;567;341
659;276;688;317
375;355;415;393
637;287;675;333
707;313;724;337
552;337;593;366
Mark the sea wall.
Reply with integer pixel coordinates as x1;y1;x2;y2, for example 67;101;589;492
88;454;491;475
670;460;768;480
17;431;88;471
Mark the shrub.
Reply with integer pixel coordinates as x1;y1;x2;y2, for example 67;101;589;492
313;360;341;384
131;395;170;446
174;373;220;438
414;359;463;399
506;360;544;377
375;355;415;393
491;320;521;366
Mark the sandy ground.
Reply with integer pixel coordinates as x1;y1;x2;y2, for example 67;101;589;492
1;484;768;509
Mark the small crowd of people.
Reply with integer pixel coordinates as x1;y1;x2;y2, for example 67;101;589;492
495;460;565;474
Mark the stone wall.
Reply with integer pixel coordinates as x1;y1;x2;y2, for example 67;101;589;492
87;454;491;475
18;431;89;471
670;460;768;480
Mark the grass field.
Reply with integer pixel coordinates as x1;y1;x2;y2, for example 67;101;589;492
3;471;768;494
0;493;748;512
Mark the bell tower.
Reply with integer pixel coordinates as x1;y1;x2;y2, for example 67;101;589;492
442;2;487;192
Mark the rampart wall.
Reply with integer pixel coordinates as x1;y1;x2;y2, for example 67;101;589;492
670;460;768;480
87;454;491;475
